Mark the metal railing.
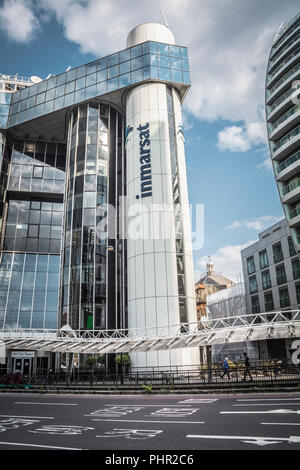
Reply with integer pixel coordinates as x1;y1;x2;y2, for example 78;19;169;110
269;33;300;70
1;364;299;389
276;150;300;174
272;15;300;55
268;47;300;83
273;124;300;153
282;177;300;196
270;104;300;132
268;63;300;96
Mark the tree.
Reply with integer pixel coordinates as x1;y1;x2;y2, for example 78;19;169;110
114;354;130;366
84;356;98;369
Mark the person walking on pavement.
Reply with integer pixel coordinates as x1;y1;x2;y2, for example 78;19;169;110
221;357;230;380
243;352;253;382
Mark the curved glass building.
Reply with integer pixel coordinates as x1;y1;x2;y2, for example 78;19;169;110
0;22;199;371
266;13;300;252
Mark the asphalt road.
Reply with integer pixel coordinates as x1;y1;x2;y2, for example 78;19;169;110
0;392;299;451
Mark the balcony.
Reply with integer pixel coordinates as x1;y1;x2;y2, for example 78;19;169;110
276;150;300;181
267;47;300;87
269;33;300;72
267;87;296;122
289;205;300;227
266;63;300;105
270;17;300;59
281;176;300;204
272;124;300;160
269;104;300;140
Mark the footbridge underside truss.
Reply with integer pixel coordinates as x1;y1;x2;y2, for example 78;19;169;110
1;311;300;355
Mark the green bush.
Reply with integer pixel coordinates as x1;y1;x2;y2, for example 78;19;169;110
115;354;130;366
142;384;153;393
85;356;98;368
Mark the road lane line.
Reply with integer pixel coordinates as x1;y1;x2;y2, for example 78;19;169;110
233;403;300;407
221;410;300;414
0;415;54;419
261;422;300;426
91;419;205;424
0;441;84;450
237;398;300;401
14;402;78;406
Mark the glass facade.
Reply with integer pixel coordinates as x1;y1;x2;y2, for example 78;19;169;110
7;41;190;129
61;102;125;331
8;140;66;194
0;252;59;329
166;88;187;324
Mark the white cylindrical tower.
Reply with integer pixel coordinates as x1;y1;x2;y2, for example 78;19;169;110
125;23;199;368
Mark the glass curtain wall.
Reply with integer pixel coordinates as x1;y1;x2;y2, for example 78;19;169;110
61;102;125;332
166;88;188;324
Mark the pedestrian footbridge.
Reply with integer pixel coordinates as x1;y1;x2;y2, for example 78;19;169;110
0;311;300;354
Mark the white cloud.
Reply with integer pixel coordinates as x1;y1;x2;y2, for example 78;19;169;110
36;0;299;129
257;155;273;172
218;121;267;152
226;215;283;231
0;0;40;43
196;240;256;283
1;0;299;152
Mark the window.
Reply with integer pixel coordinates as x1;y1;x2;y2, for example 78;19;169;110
249;276;258;294
288;236;296;257
251;296;260;314
259;250;268;269
292;258;300;280
273;242;283;263
262;270;271;290
247;256;255;275
33;166;43;178
279;286;290;308
276;264;287;285
296;284;300;304
264;291;274;311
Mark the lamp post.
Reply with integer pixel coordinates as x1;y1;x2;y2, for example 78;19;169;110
106;245;124;384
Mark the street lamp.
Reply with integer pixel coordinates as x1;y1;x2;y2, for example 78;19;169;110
106;245;124;383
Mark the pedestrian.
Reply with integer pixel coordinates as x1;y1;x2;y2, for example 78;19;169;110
221;357;230;380
242;352;253;382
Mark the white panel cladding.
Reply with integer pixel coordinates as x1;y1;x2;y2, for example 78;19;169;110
126;81;199;367
126;23;175;48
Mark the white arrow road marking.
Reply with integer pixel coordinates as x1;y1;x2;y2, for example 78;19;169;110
186;434;300;446
221;409;300;415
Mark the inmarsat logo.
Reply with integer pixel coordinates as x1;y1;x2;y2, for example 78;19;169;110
136;123;152;200
125;124;133;149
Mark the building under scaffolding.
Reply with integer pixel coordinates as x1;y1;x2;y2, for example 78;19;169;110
206;282;259;362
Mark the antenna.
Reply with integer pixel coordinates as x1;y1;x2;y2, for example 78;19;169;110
274;22;284;41
160;8;169;28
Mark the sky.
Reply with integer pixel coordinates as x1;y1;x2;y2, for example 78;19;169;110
0;0;299;282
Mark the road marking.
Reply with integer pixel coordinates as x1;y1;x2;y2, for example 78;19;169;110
233;403;300;407
221;409;300;415
0;415;54;419
178;399;218;404
0;441;84;450
14;402;78;406
237;398;300;401
104;404;192;407
91;419;205;424
261;422;300;426
186;434;300;446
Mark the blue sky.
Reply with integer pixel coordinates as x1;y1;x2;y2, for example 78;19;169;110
0;0;299;281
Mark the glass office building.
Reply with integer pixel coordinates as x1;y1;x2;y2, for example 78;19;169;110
266;12;300;255
0;23;199;371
